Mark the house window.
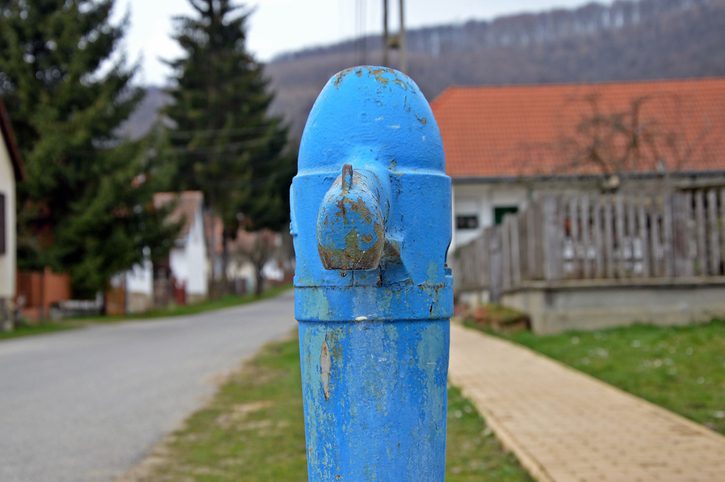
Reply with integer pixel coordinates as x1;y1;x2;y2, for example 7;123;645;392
456;214;479;230
493;205;518;225
0;193;5;255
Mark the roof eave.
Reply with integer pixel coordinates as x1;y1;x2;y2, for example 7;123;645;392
451;169;725;185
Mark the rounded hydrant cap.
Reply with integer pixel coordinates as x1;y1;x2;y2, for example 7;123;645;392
298;66;445;173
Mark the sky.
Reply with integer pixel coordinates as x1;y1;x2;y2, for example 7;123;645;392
117;0;608;85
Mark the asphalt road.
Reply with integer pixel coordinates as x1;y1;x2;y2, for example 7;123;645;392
0;291;296;482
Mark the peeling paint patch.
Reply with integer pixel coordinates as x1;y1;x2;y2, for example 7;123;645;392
321;340;331;400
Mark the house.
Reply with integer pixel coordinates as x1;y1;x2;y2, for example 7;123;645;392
204;213;287;296
430;77;725;250
124;191;209;312
0;102;25;329
152;191;209;304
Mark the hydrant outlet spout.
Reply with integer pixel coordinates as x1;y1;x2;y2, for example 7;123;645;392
316;163;386;271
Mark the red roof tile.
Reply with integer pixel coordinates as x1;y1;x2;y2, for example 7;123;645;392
431;78;725;179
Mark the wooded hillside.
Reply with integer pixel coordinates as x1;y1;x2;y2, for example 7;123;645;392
267;0;725;138
132;0;725;141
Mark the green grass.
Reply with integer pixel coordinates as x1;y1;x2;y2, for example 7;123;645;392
0;322;77;341
74;284;292;323
491;320;725;434
136;336;532;482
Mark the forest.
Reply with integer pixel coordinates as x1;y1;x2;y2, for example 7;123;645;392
264;0;725;138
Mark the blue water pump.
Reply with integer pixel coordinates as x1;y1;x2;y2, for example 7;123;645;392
290;66;453;482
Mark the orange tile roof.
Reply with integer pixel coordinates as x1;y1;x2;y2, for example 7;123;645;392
431;78;725;179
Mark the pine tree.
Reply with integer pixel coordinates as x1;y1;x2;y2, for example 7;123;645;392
165;0;293;294
0;1;177;298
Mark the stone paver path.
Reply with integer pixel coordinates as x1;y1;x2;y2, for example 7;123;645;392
448;323;725;482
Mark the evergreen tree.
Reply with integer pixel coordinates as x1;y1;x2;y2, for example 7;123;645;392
165;0;293;293
0;0;177;297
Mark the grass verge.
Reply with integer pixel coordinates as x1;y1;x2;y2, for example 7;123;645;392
0;322;77;341
76;284;292;323
125;335;532;482
1;285;293;343
471;319;725;434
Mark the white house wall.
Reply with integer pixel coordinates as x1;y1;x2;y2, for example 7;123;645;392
0;140;16;299
169;247;188;289
452;182;529;249
126;257;153;296
182;207;208;298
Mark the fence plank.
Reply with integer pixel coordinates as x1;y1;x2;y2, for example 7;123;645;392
511;215;522;287
673;192;693;278
663;192;675;278
615;194;626;278
626;196;637;277
581;196;591;278
593;196;604;278
526;203;537;280
488;228;503;302
568;196;580;278
534;199;546;280
543;195;561;281
501;220;512;291
707;189;720;276
651;205;662;278
604;197;615;278
638;195;650;278
694;190;707;276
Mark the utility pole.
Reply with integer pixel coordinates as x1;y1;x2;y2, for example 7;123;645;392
382;0;389;66
398;0;407;72
381;0;406;72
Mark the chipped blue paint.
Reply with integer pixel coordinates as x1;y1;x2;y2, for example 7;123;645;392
291;66;453;482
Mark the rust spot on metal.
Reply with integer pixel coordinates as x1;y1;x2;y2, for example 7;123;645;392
317;220;384;270
348;197;373;223
335;198;348;221
369;67;394;86
394;78;408;90
416;114;428;125
341;163;353;192
334;68;356;87
383;239;400;260
320;340;331;400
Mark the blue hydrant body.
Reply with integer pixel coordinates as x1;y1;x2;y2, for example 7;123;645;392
291;66;453;481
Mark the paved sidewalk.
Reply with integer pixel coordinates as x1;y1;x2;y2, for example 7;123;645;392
448;323;725;482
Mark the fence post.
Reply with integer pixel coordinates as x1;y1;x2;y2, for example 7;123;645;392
707;189;721;275
670;192;692;277
290;66;453;481
488;226;503;302
543;194;561;281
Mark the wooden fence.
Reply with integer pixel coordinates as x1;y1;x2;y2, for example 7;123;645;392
451;188;725;300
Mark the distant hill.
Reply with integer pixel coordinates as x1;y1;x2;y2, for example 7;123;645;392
131;0;725;141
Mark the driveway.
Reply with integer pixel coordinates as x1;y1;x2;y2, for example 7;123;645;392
0;291;296;482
